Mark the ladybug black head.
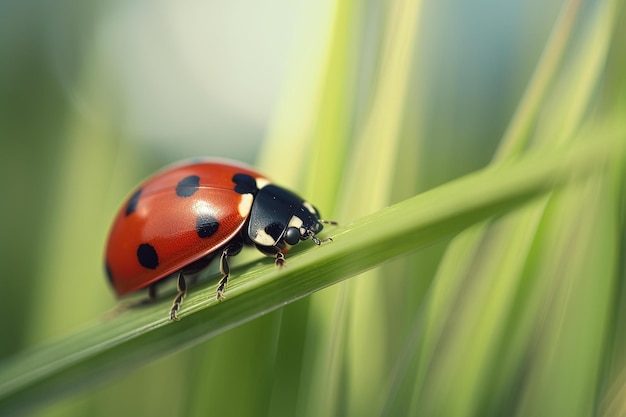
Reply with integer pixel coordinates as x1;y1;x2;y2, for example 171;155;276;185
247;185;324;248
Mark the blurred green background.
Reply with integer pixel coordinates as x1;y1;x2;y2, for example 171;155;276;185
1;0;625;416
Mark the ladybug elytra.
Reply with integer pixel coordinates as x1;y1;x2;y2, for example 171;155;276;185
104;159;335;320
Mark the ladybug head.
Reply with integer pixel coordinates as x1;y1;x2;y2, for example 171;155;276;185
282;202;325;245
247;185;326;248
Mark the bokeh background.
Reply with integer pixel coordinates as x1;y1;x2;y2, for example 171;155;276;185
1;0;625;416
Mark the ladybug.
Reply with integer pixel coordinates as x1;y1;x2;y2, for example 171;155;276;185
105;159;335;320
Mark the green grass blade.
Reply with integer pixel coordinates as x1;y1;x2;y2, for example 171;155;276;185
0;132;623;416
494;0;582;161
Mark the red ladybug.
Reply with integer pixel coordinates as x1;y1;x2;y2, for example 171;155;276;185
105;159;335;320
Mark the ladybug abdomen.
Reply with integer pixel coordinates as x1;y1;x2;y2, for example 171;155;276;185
105;161;263;297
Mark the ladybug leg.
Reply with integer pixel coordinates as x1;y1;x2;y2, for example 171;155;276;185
148;284;157;300
256;244;286;267
170;272;187;321
305;230;333;245
274;251;286;267
311;220;337;244
216;240;244;300
132;284;157;307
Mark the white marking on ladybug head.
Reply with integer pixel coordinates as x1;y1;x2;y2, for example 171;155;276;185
255;177;271;190
288;215;304;229
302;201;317;215
252;229;276;246
238;194;254;217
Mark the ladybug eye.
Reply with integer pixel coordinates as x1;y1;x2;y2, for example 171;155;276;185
284;227;301;245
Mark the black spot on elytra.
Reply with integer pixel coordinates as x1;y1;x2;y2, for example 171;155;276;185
196;214;219;238
176;175;200;197
125;188;142;216
137;243;159;269
232;173;258;195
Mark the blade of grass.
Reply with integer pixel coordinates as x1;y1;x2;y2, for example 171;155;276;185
260;1;359;415
515;176;617;417
306;0;424;414
408;0;586;368
0;132;623;416
494;0;582;161
406;0;617;414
